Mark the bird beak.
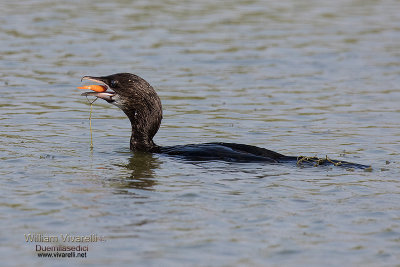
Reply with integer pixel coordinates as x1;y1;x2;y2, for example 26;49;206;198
80;76;115;102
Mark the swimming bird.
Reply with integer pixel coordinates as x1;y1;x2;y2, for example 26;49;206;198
80;73;369;169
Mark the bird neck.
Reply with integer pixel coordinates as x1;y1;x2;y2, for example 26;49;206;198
130;129;158;152
128;112;161;152
123;88;163;153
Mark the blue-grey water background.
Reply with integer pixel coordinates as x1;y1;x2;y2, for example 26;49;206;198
1;0;400;266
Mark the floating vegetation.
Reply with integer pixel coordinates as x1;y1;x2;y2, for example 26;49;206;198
296;155;372;171
85;96;98;149
296;155;342;167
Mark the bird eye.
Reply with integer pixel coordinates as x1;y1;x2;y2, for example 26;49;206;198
110;80;118;88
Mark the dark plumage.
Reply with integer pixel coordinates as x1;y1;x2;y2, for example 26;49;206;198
81;73;162;151
80;73;370;169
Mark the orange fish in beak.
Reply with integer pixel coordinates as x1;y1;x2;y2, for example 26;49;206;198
77;85;107;92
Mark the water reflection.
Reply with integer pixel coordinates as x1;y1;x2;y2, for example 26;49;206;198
114;151;161;190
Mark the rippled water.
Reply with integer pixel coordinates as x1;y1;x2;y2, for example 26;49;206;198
1;0;400;266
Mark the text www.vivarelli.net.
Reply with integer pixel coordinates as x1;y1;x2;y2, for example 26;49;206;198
37;251;87;258
36;245;88;258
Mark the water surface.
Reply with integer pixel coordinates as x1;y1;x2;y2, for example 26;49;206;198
1;0;400;266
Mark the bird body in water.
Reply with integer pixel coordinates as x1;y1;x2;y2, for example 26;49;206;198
80;73;369;169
